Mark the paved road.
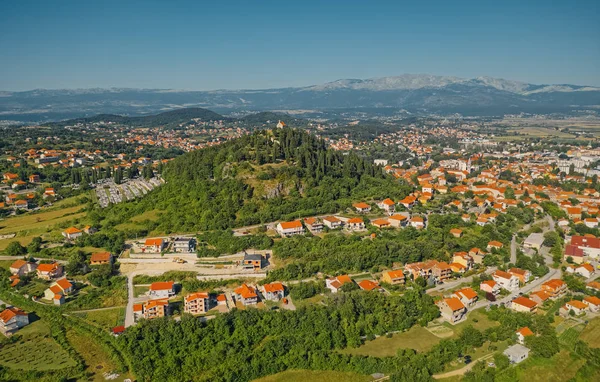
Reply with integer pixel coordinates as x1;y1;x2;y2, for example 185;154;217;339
510;234;517;264
427;267;497;294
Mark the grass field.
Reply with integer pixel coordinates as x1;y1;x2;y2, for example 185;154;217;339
114;209;162;232
579;317;600;348
73;307;126;330
444;310;498;335
252;370;372;382
559;325;585;348
133;285;149;297
0;320;77;371
513;350;585;382
66;329;130;382
341;325;442;356
0;201;86;250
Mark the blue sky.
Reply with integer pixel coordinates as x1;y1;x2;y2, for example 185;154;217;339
1;0;598;90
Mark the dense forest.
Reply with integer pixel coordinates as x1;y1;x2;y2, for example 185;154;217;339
98;128;411;233
120;289;440;381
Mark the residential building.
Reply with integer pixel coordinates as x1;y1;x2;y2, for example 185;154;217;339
184;292;209;315
90;252;112;265
584;296;600;313
326;275;353;293
358;280;382;292
523;233;544;250
234;284;258;305
487;241;504;251
276;220;305;237
0;307;29;336
381;269;405;285
453;287;478;307
352;202;371;213
9;260;37;276
541;279;567;298
563;300;588;316
135;299;170;320
149;281;175;299
570;235;600;259
346;217;365;231
433;261;452;282
492;270;519;292
511;297;538;313
450;228;463;238
323;216;342;229
410;216;425;229
62;227;83;240
516;327;534;345
529;290;552;306
504;344;530;364
388;214;408;228
480;280;500;296
304;217;323;233
564;244;585;264
172;237;195;253
377;198;395;214
262;282;285;301
437;297;467;324
509;268;531;284
242;253;265;270
44;278;74;302
371;218;391;228
143;238;165;253
36;262;63;280
452;252;474;270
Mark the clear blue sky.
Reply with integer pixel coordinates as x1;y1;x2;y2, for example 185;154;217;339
1;0;598;91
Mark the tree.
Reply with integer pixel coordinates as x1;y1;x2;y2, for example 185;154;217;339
5;241;26;256
65;250;88;275
27;236;42;253
493;353;510;370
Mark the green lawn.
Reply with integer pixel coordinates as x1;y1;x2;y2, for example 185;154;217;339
444;310;499;335
341;325;442;356
133;285;149;297
579;318;600;348
0;320;77;371
252;370;372;382
73;307;126;330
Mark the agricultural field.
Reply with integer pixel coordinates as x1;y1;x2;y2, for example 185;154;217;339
579;317;600;348
252;369;373;382
341;325;442;356
0;320;77;371
0;198;87;250
72;307;126;331
558;325;585;348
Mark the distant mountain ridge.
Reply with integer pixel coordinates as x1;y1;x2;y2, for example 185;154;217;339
2;74;600;122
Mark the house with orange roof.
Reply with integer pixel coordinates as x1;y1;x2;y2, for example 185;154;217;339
587;281;600;292
9;259;37;276
529;290;551;305
516;327;534;345
358;279;382;292
62;227;83;240
371;218;391;228
29;174;40;183
2;172;18;182
562;300;588;316
303;217;323;233
480;280;500;296
135;299;170;320
0;307;29;336
326;275;353;293
90;252;113;265
346;217;365;231
511;296;538;313
352;202;371;213
377;198;396;214
452;252;473;270
36;262;63;280
276;220;305;237
184;292;209;315
509;268;531;284
566;263;595;279
149;281;175;299
323;216;342;229
44;278;73;302
398;195;416;209
381;269;405;285
437;297;467;324
143;238;165;252
450;228;463;238
584;296;600;313
262;282;286;301
410;216;425;229
234;284;258;305
492;270;519;292
388;214;408;228
433;261;452;282
453;287;478;307
541;279;567;298
487;241;504;251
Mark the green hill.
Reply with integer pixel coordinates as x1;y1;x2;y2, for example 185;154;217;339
100;128;411;234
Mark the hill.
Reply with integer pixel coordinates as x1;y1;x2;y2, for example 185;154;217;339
100;128;411;234
2;74;600;122
45;107;226;128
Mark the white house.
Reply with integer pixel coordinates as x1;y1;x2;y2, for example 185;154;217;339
492;270;519;292
323;216;343;229
504;344;530;364
276;220;305;237
149;281;176;299
0;307;29;336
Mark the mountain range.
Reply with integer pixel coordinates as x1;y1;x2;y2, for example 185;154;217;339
2;74;599;122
